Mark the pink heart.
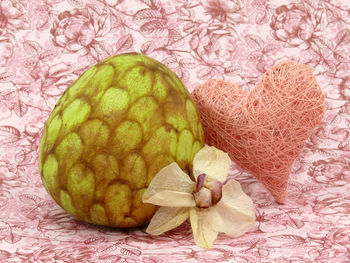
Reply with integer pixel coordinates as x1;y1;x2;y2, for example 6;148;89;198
192;61;325;203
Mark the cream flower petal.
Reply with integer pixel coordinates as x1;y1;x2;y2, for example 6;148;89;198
146;207;190;236
189;207;218;249
193;146;231;182
211;179;256;237
143;162;196;207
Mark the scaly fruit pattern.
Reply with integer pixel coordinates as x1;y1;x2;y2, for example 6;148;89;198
38;53;204;228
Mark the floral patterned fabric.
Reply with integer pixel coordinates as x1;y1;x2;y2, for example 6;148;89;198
0;0;349;262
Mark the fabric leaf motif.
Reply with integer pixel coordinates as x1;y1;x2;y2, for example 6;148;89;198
0;126;20;144
0;250;11;261
179;58;197;69
23;57;39;68
133;8;163;25
67;0;83;7
0;72;15;83
162;56;178;69
115;34;133;52
140;0;162;10
167;29;183;47
244;35;263;49
224;66;241;76
23;41;42;55
86;4;102;17
196;67;214;80
36;16;50;31
13;100;28;117
39;50;57;61
140;41;155;54
255;10;269;25
335;29;350;46
140;21;168;37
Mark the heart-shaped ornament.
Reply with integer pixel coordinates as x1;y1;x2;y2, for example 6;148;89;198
192;61;325;203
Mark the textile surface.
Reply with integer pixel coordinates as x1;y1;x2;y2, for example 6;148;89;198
0;0;349;262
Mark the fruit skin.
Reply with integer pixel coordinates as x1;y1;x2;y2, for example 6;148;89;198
38;52;204;228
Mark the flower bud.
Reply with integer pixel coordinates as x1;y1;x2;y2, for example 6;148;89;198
193;187;212;208
205;178;223;205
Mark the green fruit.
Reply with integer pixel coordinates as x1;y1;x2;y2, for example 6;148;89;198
38;53;204;228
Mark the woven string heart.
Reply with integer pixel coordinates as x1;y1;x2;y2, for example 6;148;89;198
192;61;325;203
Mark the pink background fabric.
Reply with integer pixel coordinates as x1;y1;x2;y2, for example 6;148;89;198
0;0;349;262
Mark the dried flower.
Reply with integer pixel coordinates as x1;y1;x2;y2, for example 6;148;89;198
142;146;256;248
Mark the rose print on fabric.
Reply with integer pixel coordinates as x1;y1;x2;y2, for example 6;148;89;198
50;5;129;61
270;3;317;48
0;0;27;31
203;0;247;24
309;159;350;186
51;8;105;55
190;24;239;68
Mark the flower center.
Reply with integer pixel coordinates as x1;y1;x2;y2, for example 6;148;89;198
193;173;223;208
